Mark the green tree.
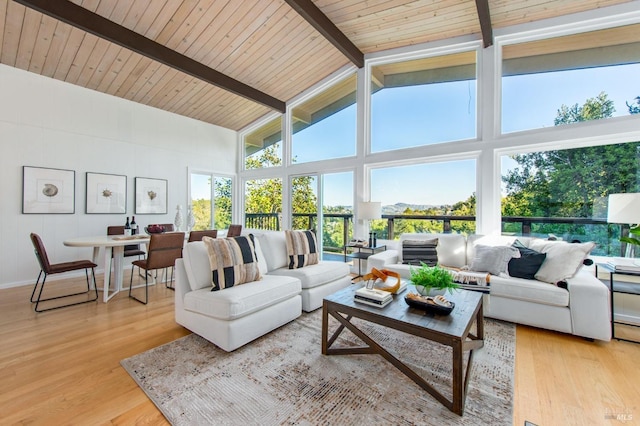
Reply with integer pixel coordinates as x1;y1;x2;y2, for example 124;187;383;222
503;92;640;219
214;177;232;230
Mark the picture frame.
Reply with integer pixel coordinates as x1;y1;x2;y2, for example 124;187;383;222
86;172;127;214
135;177;167;214
22;166;75;214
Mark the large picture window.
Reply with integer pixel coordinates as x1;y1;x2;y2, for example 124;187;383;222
292;74;356;163
244;116;283;170
244;178;282;230
370;51;477;153
370;160;477;238
502;24;640;134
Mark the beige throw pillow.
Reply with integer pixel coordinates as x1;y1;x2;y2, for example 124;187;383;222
528;239;595;284
203;235;261;291
285;230;319;269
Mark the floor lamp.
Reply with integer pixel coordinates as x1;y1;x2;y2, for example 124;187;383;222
607;193;640;259
358;201;382;247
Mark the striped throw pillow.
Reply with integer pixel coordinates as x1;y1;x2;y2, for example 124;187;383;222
203;235;261;291
285;230;319;269
402;238;438;266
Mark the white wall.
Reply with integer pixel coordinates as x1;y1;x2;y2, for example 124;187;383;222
0;64;237;289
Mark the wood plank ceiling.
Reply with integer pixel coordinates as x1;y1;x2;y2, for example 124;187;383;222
0;0;635;131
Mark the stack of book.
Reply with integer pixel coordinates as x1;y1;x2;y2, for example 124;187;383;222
354;287;393;308
606;258;640;273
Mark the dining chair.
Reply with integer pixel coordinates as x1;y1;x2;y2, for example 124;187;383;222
226;224;242;237
129;232;185;304
188;229;218;242
107;226;146;258
29;233;98;312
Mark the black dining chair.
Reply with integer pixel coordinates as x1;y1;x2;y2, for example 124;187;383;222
29;233;98;312
188;229;218;242
129;232;185;304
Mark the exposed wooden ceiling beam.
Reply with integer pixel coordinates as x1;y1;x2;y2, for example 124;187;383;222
475;0;493;48
284;0;364;68
13;0;286;113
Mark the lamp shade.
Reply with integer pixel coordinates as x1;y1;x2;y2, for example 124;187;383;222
358;201;382;220
607;193;640;224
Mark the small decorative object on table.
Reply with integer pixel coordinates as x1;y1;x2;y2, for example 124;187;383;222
404;292;455;315
174;204;184;232
354;287;393;308
410;263;460;296
145;224;165;234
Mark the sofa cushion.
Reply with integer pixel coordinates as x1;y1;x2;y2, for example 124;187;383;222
203;235;261;290
183;275;301;320
508;239;546;279
402;238;438;266
490;275;569;307
269;261;350;289
469;244;520;275
254;231;289;271
529;240;596;284
285;230;319;269
399;233;467;268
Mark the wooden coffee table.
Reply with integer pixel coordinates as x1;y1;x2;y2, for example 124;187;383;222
321;285;484;415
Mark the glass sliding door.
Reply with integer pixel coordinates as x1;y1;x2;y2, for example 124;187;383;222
190;171;233;231
322;172;353;258
291;175;318;231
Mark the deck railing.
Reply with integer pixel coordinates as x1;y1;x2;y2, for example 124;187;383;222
245;213;629;257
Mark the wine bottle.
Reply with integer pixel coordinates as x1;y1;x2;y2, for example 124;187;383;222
131;216;137;235
124;217;131;236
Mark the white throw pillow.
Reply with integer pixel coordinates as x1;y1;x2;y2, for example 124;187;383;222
469;245;520;276
528;240;596;284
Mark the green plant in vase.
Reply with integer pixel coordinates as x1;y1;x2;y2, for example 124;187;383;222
620;225;640;258
409;262;460;296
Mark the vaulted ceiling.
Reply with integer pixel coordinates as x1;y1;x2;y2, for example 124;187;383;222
0;0;634;131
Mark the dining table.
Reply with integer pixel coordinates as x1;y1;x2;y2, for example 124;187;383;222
63;234;150;302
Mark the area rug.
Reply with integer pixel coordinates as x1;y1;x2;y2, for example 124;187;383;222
121;311;515;425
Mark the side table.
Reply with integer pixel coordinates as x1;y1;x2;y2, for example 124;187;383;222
343;244;386;279
595;263;640;343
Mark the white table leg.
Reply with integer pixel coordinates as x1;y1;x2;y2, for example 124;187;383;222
112;246;125;297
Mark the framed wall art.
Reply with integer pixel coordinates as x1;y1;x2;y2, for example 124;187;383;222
22;166;75;214
135;177;167;214
86;172;127;214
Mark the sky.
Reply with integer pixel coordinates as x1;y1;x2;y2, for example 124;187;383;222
193;62;640;207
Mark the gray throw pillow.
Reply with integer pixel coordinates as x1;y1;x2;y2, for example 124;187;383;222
469;244;520;276
402;238;438;266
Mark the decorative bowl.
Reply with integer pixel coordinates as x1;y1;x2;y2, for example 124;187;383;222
145;224;165;234
404;293;454;315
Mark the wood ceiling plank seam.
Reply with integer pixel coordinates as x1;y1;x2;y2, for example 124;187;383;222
108;0;136;25
127;0;167;35
183;83;249;121
122;60;163;101
96;46;134;92
347;5;479;47
141;0;183;40
74;36;111;87
14;8;40;70
174;81;229;118
170;0;232;56
183;0;260;67
54;26;86;80
0;0;7;56
342;0;474;32
27;13;57;74
209;100;267;130
159;0;220;53
217;11;311;80
247;31;339;93
154;0;201;46
129;60;173;102
194;0;280;70
157;74;203;112
108;53;147;97
268;52;347;99
364;26;477;53
63;31;99;84
146;68;191;106
1;1;24;66
133;64;176;104
78;0;100;13
213;3;292;71
318;0;422;23
41;20;73;76
86;43;124;91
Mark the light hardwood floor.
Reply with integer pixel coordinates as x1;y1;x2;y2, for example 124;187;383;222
1;274;639;425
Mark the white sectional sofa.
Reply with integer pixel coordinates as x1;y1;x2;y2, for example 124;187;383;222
368;233;611;341
175;230;351;351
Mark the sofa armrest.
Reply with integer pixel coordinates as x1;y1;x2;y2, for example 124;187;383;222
368;249;399;270
566;269;611;341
